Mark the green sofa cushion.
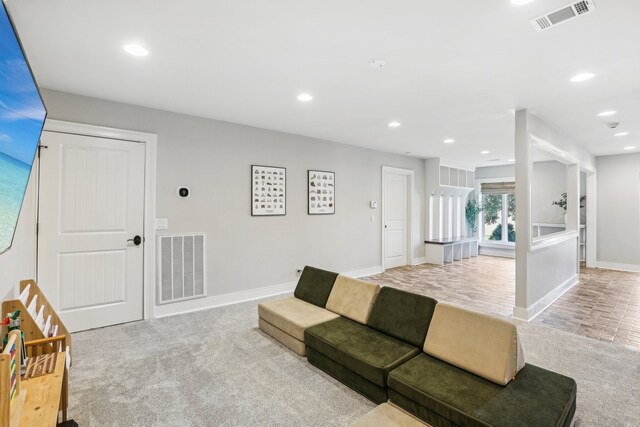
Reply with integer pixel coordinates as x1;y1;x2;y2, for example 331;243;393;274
307;347;389;404
305;317;420;387
293;266;339;308
367;287;437;347
388;353;577;427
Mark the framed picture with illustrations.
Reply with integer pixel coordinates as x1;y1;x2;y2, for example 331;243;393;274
308;170;335;215
252;165;286;216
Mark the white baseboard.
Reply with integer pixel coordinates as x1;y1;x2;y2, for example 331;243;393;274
596;261;640;273
341;265;383;278
411;257;427;266
478;246;515;259
154;280;297;318
154;264;383;318
512;274;579;322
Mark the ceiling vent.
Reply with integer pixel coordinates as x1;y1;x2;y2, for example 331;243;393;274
531;1;596;32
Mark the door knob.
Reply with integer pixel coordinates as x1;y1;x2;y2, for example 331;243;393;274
128;235;143;246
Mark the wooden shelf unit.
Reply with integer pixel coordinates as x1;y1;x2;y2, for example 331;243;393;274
1;280;71;426
0;331;24;427
1;281;72;362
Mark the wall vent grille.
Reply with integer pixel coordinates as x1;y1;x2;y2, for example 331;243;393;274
531;1;595;32
158;233;206;304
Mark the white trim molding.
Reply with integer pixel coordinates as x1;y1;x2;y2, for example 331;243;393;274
411;257;427;266
42;119;158;322
342;265;384;278
381;166;416;272
512;273;579;321
155;280;298;318
596;262;640;273
154;264;384;318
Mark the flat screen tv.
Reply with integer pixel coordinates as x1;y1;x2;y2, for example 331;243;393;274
0;2;46;254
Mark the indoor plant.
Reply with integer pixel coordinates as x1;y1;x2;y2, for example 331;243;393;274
465;199;482;234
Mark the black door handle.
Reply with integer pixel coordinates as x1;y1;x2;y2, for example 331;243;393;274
128;235;142;246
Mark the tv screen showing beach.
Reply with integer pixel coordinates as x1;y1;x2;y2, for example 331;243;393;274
0;3;46;254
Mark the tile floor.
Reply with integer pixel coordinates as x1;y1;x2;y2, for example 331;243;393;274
364;256;640;351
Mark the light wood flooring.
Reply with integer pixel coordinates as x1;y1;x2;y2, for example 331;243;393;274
364;256;640;351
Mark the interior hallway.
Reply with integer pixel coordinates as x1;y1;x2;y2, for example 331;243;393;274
364;256;640;351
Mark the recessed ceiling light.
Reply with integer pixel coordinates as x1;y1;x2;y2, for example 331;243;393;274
570;72;595;83
510;0;535;6
123;44;149;57
623;146;636;150
388;121;401;128
508;158;515;162
597;110;617;117
297;93;313;102
443;138;455;144
480;150;491;155
614;132;629;137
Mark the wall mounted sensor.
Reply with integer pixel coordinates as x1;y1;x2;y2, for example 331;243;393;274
177;187;190;198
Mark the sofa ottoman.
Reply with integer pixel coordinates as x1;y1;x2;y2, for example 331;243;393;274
258;266;339;356
349;403;431;427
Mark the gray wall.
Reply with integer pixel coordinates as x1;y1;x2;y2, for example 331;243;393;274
475;164;514;180
37;89;426;311
532;160;567;225
0;168;37;299
596;153;640;268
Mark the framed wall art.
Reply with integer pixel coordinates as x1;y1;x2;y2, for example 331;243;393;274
308;170;335;215
252;165;286;216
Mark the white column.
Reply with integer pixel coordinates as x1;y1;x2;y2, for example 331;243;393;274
514;109;531;318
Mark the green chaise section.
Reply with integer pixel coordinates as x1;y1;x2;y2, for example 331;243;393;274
258;266;340;356
388;355;576;427
388;303;576;427
305;286;437;404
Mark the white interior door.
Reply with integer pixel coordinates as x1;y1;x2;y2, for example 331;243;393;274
38;131;146;332
384;172;409;269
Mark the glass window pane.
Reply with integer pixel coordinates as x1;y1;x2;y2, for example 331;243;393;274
483;194;503;241
507;193;516;242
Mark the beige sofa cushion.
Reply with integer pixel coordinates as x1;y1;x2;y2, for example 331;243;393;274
258;296;339;341
349;403;430;427
258;317;307;356
424;303;525;386
325;275;381;324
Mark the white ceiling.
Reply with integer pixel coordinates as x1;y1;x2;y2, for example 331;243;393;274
7;0;640;166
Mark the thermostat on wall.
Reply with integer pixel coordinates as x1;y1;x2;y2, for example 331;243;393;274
177;187;190;198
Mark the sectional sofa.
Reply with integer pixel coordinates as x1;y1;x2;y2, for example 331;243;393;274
258;266;577;427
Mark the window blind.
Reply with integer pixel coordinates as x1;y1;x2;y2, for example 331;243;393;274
480;182;515;194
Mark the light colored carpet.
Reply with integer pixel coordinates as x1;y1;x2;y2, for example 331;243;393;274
68;296;639;426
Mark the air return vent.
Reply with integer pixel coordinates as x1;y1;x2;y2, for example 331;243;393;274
158;233;206;304
531;1;595;32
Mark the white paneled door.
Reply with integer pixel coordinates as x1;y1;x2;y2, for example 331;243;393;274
38;131;145;332
383;172;409;269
